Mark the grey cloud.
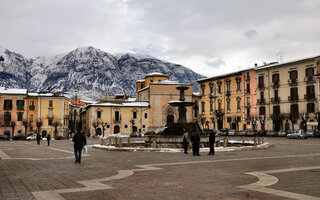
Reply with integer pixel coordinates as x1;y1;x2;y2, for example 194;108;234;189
244;29;258;38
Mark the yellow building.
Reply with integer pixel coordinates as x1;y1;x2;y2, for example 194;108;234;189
197;72;243;131
25;95;38;134
29;92;69;138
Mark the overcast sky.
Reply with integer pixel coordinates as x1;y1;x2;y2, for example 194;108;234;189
1;0;319;77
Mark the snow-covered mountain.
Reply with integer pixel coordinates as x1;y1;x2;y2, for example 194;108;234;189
0;46;205;99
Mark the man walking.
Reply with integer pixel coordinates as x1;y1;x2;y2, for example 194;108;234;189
36;133;41;145
182;131;190;154
47;134;51;146
208;130;215;156
72;130;87;163
190;132;201;156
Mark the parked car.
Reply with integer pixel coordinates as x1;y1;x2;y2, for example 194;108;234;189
247;129;258;136
228;129;238;136
26;134;38;141
130;132;141;137
306;130;315;137
287;129;307;139
277;130;287;137
0;135;10;141
12;134;26;140
239;130;247;136
266;130;276;137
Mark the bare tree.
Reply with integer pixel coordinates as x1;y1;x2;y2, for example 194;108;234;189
92;121;99;136
100;122;108;137
36;120;42;135
300;113;309;132
22;120;31;137
53;120;61;138
10;121;16;138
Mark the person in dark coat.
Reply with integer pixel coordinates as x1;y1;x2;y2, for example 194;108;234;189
208;130;215;155
72;130;87;163
47;134;51;146
190;132;201;156
182;131;190;154
36;133;41;145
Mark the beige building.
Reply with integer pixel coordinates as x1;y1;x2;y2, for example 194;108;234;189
256;56;320;132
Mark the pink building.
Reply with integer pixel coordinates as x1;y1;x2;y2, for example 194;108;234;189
242;69;257;130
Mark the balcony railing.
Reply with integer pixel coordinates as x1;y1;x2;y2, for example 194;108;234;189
272;81;279;88
214;109;225;117
226;91;231;96
29;105;35;110
258;84;265;90
257;98;265;105
245;89;251;94
304;94;315;101
271;97;281;104
288;78;297;86
17;106;24;110
47;115;54;119
304;76;315;84
3;106;12;110
288;95;299;102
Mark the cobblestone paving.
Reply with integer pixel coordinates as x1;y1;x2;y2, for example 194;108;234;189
0;137;319;200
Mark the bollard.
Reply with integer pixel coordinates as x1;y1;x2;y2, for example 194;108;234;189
127;137;131;146
152;140;157;148
223;138;227;148
262;137;264;144
258;137;261;145
242;137;245;144
254;137;257;146
119;138;123;148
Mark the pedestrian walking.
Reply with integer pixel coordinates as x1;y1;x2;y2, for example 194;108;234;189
72;130;87;163
208;130;215;156
182;131;190;154
47;134;51;146
36;133;41;145
190;132;201;156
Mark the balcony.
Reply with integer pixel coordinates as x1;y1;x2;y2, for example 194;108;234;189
257;98;265;105
271;113;281;119
288;95;299;102
3;106;12;110
304;94;315;101
288;78;297;86
29;105;35;110
17;106;24;110
271;97;281;104
209;93;217;99
214;109;225;117
304;76;316;84
113;119;121;123
272;81;279;88
245;89;251;94
258;84;265;90
47;115;54;119
226;91;231;96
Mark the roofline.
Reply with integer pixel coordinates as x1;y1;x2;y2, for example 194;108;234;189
197;70;246;83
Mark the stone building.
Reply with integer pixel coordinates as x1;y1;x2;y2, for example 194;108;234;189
255;56;320;132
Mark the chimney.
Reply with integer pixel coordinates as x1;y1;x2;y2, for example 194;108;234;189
254;63;258;67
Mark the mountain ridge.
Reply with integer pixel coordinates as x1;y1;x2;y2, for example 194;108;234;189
0;46;206;100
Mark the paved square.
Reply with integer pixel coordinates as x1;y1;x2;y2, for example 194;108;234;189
0;137;320;200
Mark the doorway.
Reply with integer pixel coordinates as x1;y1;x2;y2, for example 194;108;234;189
114;125;120;134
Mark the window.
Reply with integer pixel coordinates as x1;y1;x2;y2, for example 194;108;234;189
115;111;120;121
210;84;213;95
150;80;153;83
246;83;250;93
246;72;250;80
218;83;221;93
290;88;298;100
30;114;34;122
226;82;230;92
290;104;299;117
194;101;198;118
4;112;11;124
258;76;264;88
306;85;315;98
227;99;231;111
306;67;314;77
237;98;241;111
247;107;250;118
273;106;280;116
237;81;241;91
259;107;266;115
17;100;24;110
29;101;35;110
48;119;53;125
260;91;264;101
4;100;12;110
201;102;205;113
210;100;213;112
307;103;315;113
133;111;137;119
144;113;147;119
246;97;250;106
17;112;23;121
272;74;279;82
49;100;53;107
142;125;145;128
289;70;298;79
97;111;101;118
201;85;205;95
141;83;144;89
124;125;128;128
274;90;278;99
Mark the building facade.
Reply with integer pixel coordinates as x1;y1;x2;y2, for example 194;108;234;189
256;56;320;132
